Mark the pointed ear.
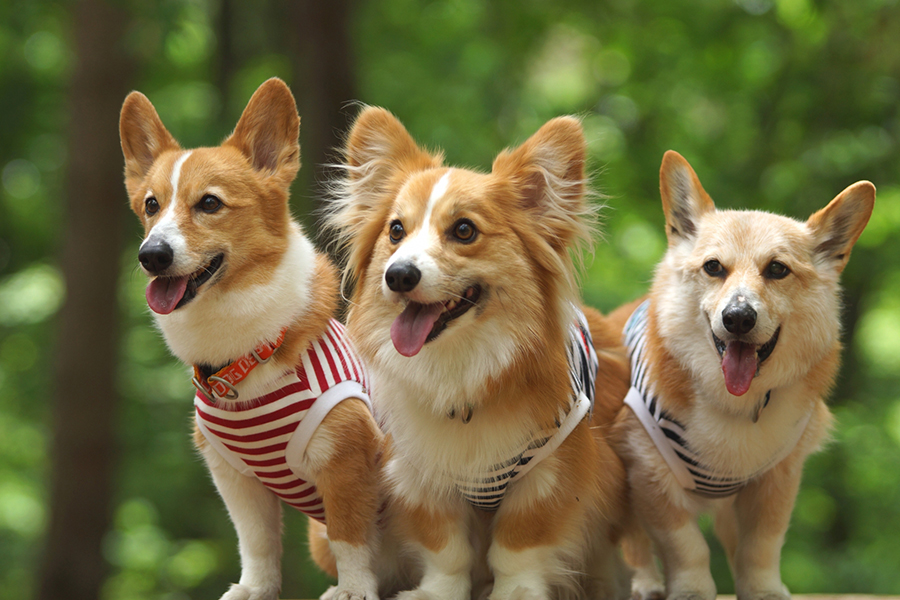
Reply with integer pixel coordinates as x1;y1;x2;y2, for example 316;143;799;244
807;181;875;272
491;116;592;251
343;106;440;186
659;150;716;246
119;91;180;190
327;106;441;284
224;78;300;184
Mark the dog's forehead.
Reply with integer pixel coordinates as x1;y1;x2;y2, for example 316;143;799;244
142;150;185;194
150;147;256;201
395;168;477;221
696;210;810;261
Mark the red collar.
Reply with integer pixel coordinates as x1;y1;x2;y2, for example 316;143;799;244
192;329;287;401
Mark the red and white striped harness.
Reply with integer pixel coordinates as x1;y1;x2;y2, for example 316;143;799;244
194;320;371;523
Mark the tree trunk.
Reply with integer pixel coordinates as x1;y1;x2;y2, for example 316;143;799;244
290;0;357;237
36;1;132;599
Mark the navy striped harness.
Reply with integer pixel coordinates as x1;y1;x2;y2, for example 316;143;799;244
456;308;598;510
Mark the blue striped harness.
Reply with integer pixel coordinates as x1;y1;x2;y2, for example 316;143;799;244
623;300;811;498
455;308;598;510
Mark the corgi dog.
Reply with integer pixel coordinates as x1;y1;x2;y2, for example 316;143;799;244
608;151;874;600
119;78;384;600
318;107;631;600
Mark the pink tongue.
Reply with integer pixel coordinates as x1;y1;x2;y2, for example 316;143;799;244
146;276;189;315
390;302;444;357
721;340;758;396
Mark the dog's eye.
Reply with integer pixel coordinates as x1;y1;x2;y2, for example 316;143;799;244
389;220;405;244
199;194;223;213
703;259;725;277
451;219;477;243
145;197;160;216
765;261;790;280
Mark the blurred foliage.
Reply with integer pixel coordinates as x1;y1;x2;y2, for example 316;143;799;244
1;0;899;598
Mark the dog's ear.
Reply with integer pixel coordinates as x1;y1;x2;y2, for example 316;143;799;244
491;116;593;254
659;150;716;246
119;91;180;195
343;106;440;191
224;78;300;186
328;106;441;285
807;181;875;272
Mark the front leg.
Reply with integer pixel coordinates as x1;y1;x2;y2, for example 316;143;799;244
387;459;473;600
622;529;665;600
198;432;282;600
396;500;473;600
644;516;715;600
487;452;587;600
729;451;804;600
625;424;715;600
303;399;383;600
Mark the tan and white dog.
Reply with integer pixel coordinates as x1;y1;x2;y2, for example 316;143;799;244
317;107;631;600
608;151;874;600
120;78;383;600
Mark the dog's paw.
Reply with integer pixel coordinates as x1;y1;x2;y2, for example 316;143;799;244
331;585;379;600
631;575;665;600
736;590;790;600
632;591;666;600
320;585;338;600
669;594;713;600
218;583;280;600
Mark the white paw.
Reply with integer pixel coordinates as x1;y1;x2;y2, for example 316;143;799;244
320;585;338;600
218;583;280;600
736;588;790;600
631;577;665;600
331;584;379;600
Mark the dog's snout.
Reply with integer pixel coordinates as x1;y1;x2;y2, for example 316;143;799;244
139;239;174;274
722;300;757;335
385;262;421;293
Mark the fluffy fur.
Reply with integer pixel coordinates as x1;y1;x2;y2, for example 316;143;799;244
120;78;384;600
318;107;631;600
606;151;874;600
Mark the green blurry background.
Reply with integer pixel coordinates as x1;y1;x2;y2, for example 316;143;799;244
1;0;899;599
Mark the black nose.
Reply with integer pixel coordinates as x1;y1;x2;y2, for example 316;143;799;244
385;262;421;293
139;239;174;274
722;300;757;335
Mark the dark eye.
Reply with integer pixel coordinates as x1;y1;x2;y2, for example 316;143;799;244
145;197;159;216
765;261;790;280
703;259;725;277
389;220;405;244
451;219;478;243
199;194;222;213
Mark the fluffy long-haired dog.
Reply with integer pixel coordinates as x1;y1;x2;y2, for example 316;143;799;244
317;107;631;600
609;151;874;600
120;78;383;600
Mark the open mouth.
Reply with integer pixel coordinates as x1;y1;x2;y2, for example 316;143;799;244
146;254;224;315
390;284;482;357
712;327;780;397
